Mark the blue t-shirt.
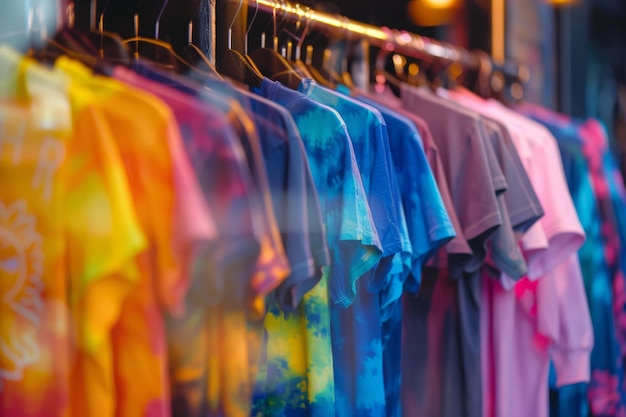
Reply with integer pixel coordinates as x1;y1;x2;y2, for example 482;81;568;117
352;93;455;417
252;77;383;417
299;79;404;296
355;93;456;292
298;79;406;417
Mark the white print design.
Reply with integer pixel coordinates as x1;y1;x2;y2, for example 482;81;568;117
0;200;44;389
31;138;65;202
0;114;26;166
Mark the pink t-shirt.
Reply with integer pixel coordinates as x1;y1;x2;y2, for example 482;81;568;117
445;88;591;417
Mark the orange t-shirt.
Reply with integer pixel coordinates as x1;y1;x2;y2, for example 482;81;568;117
0;47;145;417
55;57;218;417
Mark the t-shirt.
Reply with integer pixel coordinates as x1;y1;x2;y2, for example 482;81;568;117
447;89;588;417
552;129;619;417
351;91;456;417
56;57;218;417
198;77;293;309
359;87;471;266
114;66;273;417
479;117;543;280
130;62;291;310
299;79;401;299
0;47;146;417
399;84;503;417
449;89;584;279
523;114;626;415
232;88;330;310
251;77;381;417
299;79;407;417
354;92;455;289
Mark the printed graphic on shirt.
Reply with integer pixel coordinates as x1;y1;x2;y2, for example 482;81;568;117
0;200;43;387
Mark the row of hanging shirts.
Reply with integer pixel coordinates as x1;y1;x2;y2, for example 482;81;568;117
3;1;624;417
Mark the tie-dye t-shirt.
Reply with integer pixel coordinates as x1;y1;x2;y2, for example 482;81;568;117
352;93;455;417
252;77;381;417
212;84;330;310
130;61;291;311
196;77;292;309
556;130;620;417
299;79;401;298
114;66;277;417
299;79;407;417
0;47;146;417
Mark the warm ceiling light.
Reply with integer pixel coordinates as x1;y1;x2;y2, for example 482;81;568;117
407;0;460;26
545;0;580;5
422;0;457;8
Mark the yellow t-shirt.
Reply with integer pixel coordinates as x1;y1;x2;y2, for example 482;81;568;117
0;47;145;417
55;57;200;417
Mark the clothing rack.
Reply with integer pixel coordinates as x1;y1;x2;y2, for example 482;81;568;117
234;0;526;82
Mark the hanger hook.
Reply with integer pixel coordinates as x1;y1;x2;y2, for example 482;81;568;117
90;0;97;30
228;0;243;50
272;0;278;41
155;0;169;39
97;0;112;32
66;1;75;29
295;7;311;60
245;0;259;54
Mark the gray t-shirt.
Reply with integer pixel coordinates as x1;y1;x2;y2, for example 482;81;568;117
400;85;503;417
485;119;544;234
481;118;545;280
400;85;503;275
482;119;527;280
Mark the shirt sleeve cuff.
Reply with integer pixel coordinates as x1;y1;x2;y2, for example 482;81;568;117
552;349;591;387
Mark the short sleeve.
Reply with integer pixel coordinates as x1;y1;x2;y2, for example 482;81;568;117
422;129;472;265
525;128;585;279
64;100;146;347
395;130;456;292
256;110;329;310
452;123;503;274
537;254;593;386
291;105;382;307
165;111;219;314
330;127;382;307
494;125;544;233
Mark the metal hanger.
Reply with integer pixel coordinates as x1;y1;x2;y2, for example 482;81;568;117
121;0;207;75
219;0;263;86
244;0;260;55
248;0;302;89
182;19;221;77
282;5;313;78
66;1;75;29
